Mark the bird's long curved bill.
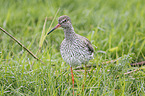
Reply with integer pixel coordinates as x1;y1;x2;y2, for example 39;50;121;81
47;24;61;35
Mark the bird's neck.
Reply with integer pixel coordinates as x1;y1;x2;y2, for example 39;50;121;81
63;26;76;40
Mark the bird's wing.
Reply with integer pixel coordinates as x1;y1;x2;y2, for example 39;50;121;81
77;34;94;53
84;38;94;53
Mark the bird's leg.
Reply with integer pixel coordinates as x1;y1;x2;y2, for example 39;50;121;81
70;66;74;95
82;64;87;92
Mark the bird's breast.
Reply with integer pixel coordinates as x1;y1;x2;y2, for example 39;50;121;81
60;39;93;66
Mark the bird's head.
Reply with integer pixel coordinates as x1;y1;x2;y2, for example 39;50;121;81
58;15;71;28
47;15;72;35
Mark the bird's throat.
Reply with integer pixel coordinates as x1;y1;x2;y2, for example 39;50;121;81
63;27;76;40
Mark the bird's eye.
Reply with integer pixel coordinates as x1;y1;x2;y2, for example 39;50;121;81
60;19;68;24
63;19;67;23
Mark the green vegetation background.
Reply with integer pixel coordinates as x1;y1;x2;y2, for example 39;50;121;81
0;0;145;95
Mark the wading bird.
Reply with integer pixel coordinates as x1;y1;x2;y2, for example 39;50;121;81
47;15;94;95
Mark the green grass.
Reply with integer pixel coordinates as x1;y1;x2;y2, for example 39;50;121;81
0;0;145;95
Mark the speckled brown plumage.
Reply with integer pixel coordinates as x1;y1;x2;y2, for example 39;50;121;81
58;15;94;66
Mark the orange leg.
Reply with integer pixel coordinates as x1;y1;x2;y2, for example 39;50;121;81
82;64;87;92
70;67;74;95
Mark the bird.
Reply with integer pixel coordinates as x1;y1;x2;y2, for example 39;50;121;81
47;15;94;94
